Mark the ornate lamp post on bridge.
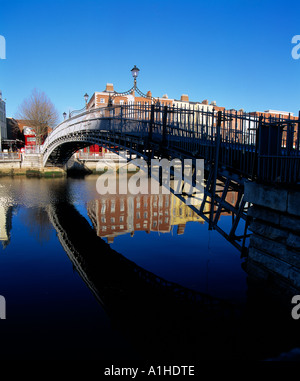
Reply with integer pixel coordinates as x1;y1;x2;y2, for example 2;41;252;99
107;65;158;106
131;65;140;90
84;93;89;107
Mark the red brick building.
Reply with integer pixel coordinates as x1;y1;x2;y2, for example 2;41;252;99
15;120;51;148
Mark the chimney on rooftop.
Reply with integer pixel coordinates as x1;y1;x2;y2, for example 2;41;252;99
105;83;114;92
181;94;189;102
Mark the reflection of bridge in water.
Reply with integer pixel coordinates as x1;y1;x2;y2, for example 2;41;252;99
46;187;241;362
45;181;300;362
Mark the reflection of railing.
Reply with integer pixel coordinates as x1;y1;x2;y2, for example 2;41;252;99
0;152;21;161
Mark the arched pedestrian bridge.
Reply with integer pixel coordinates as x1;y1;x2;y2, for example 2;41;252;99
41;104;300;185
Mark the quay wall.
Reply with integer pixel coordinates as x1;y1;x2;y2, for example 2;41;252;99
244;182;300;297
0;154;135;177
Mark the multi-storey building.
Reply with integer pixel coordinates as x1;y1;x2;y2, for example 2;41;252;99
83;83;224;155
173;94;217;112
86;84;221;111
86;83;155;109
81;82;298;160
0;91;7;150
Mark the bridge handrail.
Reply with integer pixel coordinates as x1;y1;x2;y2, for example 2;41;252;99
42;103;300;182
43;104;264;150
43;104;300;154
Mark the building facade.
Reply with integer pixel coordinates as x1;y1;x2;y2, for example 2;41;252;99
86;84;222;111
0;91;7;150
86;83;156;109
82;83;224;155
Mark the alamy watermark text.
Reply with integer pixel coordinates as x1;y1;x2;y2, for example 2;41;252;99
95;157;204;205
291;35;300;59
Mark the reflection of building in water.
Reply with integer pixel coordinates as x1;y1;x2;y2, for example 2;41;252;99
87;192;206;243
170;195;205;235
0;204;13;249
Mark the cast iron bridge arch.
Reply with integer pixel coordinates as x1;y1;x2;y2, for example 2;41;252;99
42;103;300;184
41;104;300;254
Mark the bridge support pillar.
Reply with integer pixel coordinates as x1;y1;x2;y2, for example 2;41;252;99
244;181;300;296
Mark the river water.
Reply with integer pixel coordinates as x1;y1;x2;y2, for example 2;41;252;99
0;175;299;364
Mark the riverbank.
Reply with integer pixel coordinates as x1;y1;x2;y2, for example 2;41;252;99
0;167;66;178
0;165;139;178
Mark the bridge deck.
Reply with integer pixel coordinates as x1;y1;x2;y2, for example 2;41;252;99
41;104;300;184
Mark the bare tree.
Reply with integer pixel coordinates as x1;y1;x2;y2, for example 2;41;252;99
16;89;59;145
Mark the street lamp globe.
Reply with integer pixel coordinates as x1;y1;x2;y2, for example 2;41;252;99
84;93;89;104
63;112;67;120
131;65;140;79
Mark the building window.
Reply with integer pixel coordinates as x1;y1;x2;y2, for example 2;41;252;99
100;98;105;104
111;217;115;223
120;216;124;222
111;202;115;213
120;100;124;105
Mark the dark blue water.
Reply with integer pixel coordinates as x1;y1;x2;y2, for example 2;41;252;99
0;176;298;364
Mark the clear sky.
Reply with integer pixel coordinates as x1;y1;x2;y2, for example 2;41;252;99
0;0;300;121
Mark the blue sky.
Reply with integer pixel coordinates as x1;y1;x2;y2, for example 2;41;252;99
0;0;300;121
